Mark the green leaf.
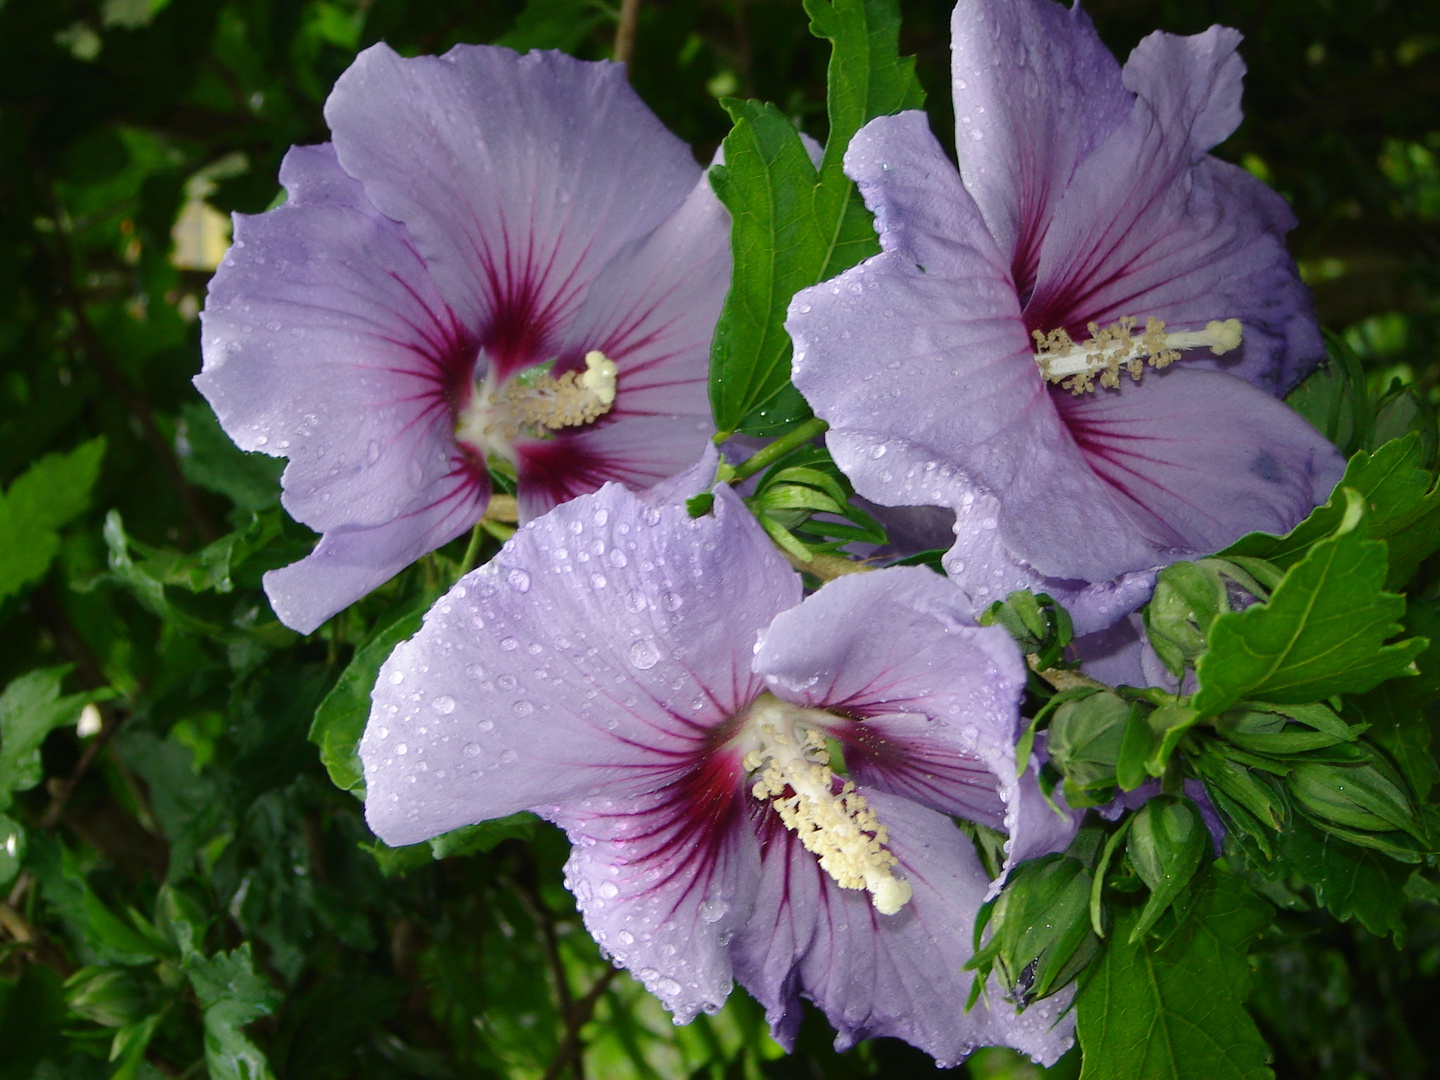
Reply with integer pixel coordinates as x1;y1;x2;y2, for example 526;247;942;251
1223;433;1440;587
1076;870;1274;1080
494;0;608;53
1115;704;1157;792
427;814;538;859
176;401;283;511
185;945;280;1080
1194;489;1425;717
310;594;435;793
26;833;167;966
0;667;109;812
1275;818;1412;939
1284;332;1369;456
0;966;69;1080
0;437;105;603
707;0;923;435
365;814;537;875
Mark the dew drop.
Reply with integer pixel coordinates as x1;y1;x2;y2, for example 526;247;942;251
629;639;660;670
699;898;728;924
462;742;481;758
507;568;531;593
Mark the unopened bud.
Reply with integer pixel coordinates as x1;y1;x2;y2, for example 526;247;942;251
1287;753;1422;842
1126;796;1209;942
65;967;152;1028
966;855;1098;1010
1047;691;1130;807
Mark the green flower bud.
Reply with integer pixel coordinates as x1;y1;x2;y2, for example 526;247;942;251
1287;754;1422;840
981;591;1073;669
1047;691;1130;807
1145;562;1229;678
966;855;1099;1011
1126;796;1209;942
65;967;153;1028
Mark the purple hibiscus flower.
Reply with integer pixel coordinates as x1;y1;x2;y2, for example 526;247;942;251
786;0;1343;634
360;467;1075;1065
197;44;728;634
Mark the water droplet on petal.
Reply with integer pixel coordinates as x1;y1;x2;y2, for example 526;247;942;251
629;639;660;670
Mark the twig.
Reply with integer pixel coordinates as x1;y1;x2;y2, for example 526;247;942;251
511;850;576;1029
40;702;126;830
727;416;829;483
781;549;873;581
540;967;620;1080
0;902;35;944
1028;657;1107;693
486;494;519;523
613;0;641;70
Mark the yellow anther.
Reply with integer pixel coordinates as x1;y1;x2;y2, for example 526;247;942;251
1032;316;1243;394
579;350;618;407
740;697;912;915
454;350;620;460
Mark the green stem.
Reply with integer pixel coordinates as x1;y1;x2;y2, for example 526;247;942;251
728;417;829;483
458;520;485;579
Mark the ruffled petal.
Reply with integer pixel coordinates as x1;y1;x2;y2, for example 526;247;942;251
555;168;727;413
789;113;1158;584
949;0;1130;293
942;490;1160;635
1024;26;1321;395
514;414;716;523
754;566;1076;875
731;790;1074;1067
552;780;760;1023
361;480;800;846
264;464;487;634
508;162;728;520
1054;366;1344;555
325;44;702;380
754;568;1021;827
197;144;476;536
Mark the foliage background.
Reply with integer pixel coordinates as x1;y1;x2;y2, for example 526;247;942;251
0;0;1436;1077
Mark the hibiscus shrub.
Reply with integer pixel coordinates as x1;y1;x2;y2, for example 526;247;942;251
2;0;1438;1078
